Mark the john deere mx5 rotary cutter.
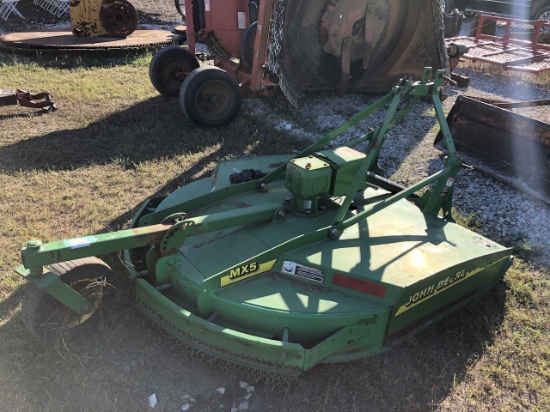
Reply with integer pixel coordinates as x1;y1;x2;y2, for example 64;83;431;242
16;69;512;376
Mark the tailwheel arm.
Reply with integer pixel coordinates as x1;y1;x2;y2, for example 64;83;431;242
17;264;94;317
19;257;114;341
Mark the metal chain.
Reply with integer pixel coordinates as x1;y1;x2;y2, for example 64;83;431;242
268;0;303;108
138;298;302;377
278;67;304;108
204;33;231;59
432;0;451;73
268;0;285;74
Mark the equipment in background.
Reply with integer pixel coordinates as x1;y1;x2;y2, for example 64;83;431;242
436;95;550;203
0;89;57;111
70;0;138;38
0;0;178;53
149;0;450;126
446;14;550;73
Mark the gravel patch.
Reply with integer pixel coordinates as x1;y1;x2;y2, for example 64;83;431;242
245;62;550;268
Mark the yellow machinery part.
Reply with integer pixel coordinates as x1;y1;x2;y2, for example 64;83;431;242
70;0;138;38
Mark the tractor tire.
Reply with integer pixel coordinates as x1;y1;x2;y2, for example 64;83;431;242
174;0;185;18
534;6;550;22
149;46;200;97
179;66;242;127
240;22;257;72
22;257;115;341
442;0;452;14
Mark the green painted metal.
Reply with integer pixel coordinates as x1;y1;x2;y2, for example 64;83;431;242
16;69;513;375
316;147;366;196
136;277;391;375
16;265;93;316
21;224;170;271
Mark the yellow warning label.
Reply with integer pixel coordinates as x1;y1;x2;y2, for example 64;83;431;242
394;255;509;317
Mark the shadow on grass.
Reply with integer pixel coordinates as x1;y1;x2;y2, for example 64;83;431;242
281;283;508;411
0;96;206;173
0;95;303;173
0;269;508;411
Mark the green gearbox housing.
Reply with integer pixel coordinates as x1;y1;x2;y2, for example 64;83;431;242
285;147;366;214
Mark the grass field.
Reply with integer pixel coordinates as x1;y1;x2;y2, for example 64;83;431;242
0;52;548;411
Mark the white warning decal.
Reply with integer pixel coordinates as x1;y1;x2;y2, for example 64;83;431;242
282;261;324;282
238;12;246;29
66;237;92;249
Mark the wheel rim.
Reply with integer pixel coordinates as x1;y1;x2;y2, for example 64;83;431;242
539;10;550;34
40;277;107;332
194;80;234;121
162;58;189;91
99;0;138;37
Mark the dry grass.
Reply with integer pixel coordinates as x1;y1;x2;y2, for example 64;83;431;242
1;52;549;412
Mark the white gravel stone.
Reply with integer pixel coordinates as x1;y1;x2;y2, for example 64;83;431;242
148;393;158;409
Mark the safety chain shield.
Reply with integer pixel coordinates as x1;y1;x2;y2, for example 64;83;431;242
268;0;285;74
267;0;303;108
204;33;231;59
137;297;303;376
278;66;304;108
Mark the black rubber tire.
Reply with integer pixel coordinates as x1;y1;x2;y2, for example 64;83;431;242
179;66;242;127
174;0;185;18
149;46;200;97
442;0;453;14
22;257;114;341
240;22;257;72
